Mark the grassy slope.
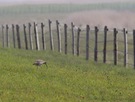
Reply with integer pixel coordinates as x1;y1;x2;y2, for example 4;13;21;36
0;48;135;102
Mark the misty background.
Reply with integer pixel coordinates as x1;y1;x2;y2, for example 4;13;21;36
0;0;135;29
0;0;135;4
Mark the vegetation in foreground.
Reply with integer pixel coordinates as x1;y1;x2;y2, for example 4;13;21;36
0;48;135;102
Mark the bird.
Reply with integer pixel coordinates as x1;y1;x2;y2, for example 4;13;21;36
33;59;48;68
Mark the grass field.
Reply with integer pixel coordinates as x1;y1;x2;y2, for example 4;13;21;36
0;47;135;101
0;2;135;101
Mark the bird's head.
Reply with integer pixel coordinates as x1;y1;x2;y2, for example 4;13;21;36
33;63;36;65
43;61;47;64
43;62;48;67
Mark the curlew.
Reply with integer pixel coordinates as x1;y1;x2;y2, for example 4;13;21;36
33;59;48;68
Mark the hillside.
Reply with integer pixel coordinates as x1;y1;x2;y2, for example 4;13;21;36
0;48;135;101
0;2;135;29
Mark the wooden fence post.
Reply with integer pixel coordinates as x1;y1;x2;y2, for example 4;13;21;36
86;25;90;60
123;28;128;67
64;24;68;54
133;30;135;69
2;25;4;47
12;24;16;48
103;26;108;63
23;24;28;50
48;19;54;51
6;24;9;48
34;22;40;51
56;20;61;52
114;28;118;65
28;23;33;50
94;26;99;62
77;28;81;56
16;25;21;49
71;22;75;55
41;22;46;50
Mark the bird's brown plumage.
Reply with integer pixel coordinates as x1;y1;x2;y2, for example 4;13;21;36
33;59;48;68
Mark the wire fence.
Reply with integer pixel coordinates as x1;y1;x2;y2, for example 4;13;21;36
0;19;135;68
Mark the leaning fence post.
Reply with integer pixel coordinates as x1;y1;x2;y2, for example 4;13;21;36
34;22;40;51
77;27;81;56
86;25;90;60
41;22;46;50
28;23;33;50
71;22;75;55
23;24;28;50
16;25;21;49
64;24;68;54
114;28;118;65
6;24;9;48
2;25;4;47
133;30;135;69
123;28;128;67
12;24;16;48
94;26;99;62
103;26;108;63
56;20;61;52
48;19;54;51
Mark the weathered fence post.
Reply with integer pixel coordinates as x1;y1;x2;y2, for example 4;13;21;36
23;24;28;50
48;19;54;51
71;22;75;55
94;26;99;62
133;30;135;69
2;25;4;47
103;26;108;63
16;25;21;49
34;22;40;51
12;24;16;48
28;23;33;50
123;28;128;67
64;24;68;54
77;28;81;56
114;28;118;65
86;25;90;60
41;22;46;50
56;20;61;52
6;24;9;48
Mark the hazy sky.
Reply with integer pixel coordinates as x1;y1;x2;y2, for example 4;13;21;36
0;0;135;4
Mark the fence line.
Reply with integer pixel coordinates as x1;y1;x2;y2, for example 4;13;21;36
28;23;33;50
86;25;90;60
16;24;21;49
12;24;16;48
133;30;135;69
56;20;61;53
0;20;135;68
103;26;108;63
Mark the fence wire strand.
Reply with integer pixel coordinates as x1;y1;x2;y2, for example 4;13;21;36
0;20;135;68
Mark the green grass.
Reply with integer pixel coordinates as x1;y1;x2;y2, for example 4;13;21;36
0;47;135;101
0;20;134;67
